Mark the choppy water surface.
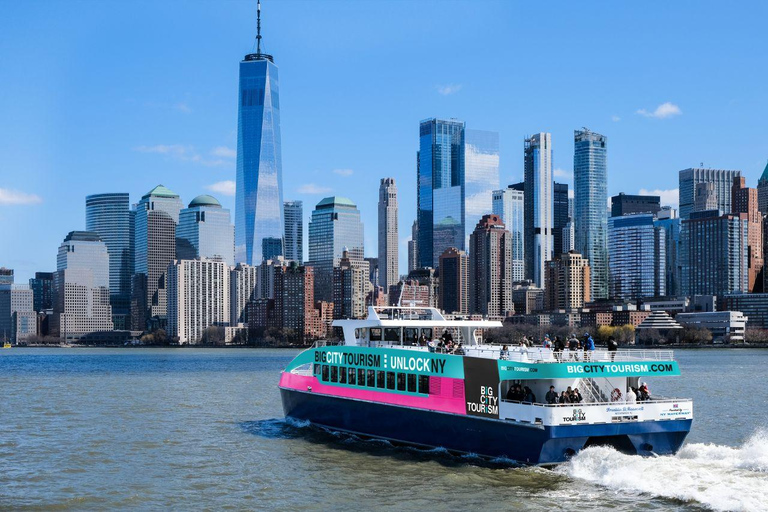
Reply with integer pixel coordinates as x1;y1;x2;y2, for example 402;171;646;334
1;348;766;511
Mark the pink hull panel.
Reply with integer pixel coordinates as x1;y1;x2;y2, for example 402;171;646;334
279;373;467;415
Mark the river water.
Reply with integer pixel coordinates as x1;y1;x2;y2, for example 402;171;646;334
1;348;766;511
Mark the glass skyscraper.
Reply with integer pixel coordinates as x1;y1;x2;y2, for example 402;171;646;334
176;194;235;266
308;196;365;302
86;193;132;327
234;7;284;265
574;128;608;300
553;182;569;257
608;214;665;300
523;133;553;288
417;118;499;268
492;187;525;282
678;168;741;220
283;200;303;263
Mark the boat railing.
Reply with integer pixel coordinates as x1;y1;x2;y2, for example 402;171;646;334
500;396;690;408
312;339;345;348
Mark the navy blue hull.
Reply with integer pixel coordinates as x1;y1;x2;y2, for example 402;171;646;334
280;388;692;465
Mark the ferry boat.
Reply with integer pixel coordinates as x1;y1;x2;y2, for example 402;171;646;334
279;306;693;465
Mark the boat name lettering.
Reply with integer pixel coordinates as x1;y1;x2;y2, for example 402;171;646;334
389;356;447;374
314;351;381;368
566;363;675;374
605;405;644;414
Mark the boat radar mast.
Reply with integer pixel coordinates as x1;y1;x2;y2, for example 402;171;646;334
245;0;274;62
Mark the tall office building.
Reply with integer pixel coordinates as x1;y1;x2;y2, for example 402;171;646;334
679;168;741;220
758;162;768;214
608;214;666;300
553;182;569;257
693;182;718;213
468;214;512;318
29;271;54;312
283;200;303;263
274;263;317;341
563;220;575;253
378;178;398;291
417;118;499;267
408;221;418;273
167;258;231;344
132;185;183;331
574;128;608;300
230;263;258;325
654;208;682;296
611;193;661;217
544;252;591;311
523;133;553;287
491;186;525;281
333;249;368;320
176;195;235;266
438;247;468;315
308;197;365;301
53;231;113;341
731;177;763;292
86;193;132;328
234;2;284;265
0;284;33;342
0;268;13;285
680;211;748;297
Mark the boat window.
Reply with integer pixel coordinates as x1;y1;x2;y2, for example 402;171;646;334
321;365;329;382
367;369;376;387
330;366;338;383
376;370;385;388
397;373;406;391
421;328;433;340
418;375;430;394
404;328;418;343
358;368;366;386
370;328;382;342
339;366;347;384
347;367;356;385
386;372;396;390
384;328;401;343
407;374;417;393
313;363;321;376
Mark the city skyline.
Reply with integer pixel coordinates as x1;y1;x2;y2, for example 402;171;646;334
3;1;768;283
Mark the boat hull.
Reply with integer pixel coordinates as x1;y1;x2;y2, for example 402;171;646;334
280;387;691;465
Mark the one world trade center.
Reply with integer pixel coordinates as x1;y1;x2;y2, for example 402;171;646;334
235;1;284;265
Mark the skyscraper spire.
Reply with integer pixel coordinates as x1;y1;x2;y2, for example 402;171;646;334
256;0;262;54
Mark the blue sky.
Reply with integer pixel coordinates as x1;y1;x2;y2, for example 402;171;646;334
2;0;767;283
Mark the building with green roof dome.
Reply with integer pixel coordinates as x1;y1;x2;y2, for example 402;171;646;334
177;194;234;265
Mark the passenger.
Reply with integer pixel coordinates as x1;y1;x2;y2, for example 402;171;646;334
583;333;595;360
505;385;516;401
571;389;583;403
625;386;637;404
545;385;558;404
607;337;618;361
500;345;510;360
514;384;525;402
559;391;570;404
418;334;427;346
453;342;465;356
554;336;565;360
568;335;580;360
638;382;650;401
523;386;536;404
543;334;552;349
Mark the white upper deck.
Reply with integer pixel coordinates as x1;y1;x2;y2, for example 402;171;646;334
329;306;675;363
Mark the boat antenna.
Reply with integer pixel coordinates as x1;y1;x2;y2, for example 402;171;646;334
397;282;405;307
256;0;262;54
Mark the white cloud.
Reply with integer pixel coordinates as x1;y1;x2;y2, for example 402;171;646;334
437;84;462;96
206;180;236;196
332;168;354;177
0;188;42;205
553;168;573;179
639;188;679;208
298;183;332;195
134;144;192;156
637;102;682;119
611;115;621;122
210;146;236;159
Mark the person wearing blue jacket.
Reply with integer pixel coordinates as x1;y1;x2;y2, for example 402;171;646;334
583;333;595;360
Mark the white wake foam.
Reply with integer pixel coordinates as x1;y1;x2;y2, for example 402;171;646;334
556;430;768;512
